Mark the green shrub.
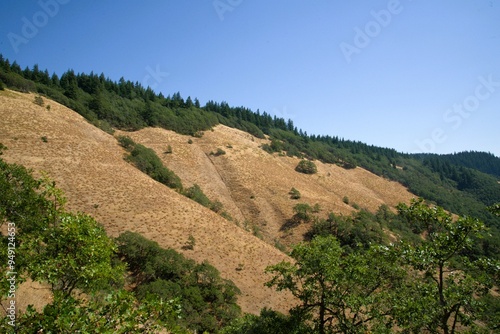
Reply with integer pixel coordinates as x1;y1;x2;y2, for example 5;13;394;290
95;120;114;134
182;235;196;250
295;159;317;174
34;95;44;106
210;200;224;213
212;148;226;156
116;231;241;332
293;203;313;222
126;143;183;191
343;196;350;205
117;135;135;150
289;187;301;200
184;184;212;208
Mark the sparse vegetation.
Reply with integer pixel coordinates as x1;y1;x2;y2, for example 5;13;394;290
40;136;48;143
0;55;498;235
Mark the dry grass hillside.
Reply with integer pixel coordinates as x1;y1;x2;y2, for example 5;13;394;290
117;125;415;246
0;89;416;315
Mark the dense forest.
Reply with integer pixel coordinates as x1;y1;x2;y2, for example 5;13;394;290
1;56;500;332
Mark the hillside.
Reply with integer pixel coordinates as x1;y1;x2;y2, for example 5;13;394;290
0;89;416;314
1;58;498;231
117;126;415;247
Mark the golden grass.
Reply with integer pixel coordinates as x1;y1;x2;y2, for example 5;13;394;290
0;90;415;314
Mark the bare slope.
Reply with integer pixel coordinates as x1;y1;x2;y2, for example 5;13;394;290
0;90;295;314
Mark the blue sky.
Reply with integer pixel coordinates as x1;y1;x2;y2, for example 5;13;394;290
1;1;499;156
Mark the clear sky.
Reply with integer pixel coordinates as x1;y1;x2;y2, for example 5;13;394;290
1;1;499;156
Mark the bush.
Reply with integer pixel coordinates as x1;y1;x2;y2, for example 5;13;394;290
295;160;317;174
293;203;313;222
127;143;183;191
212;148;226;156
184;184;212;208
289;187;301;200
34;95;44;106
0;79;4;90
117;135;135;150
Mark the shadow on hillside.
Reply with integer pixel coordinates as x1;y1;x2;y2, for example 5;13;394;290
280;216;302;231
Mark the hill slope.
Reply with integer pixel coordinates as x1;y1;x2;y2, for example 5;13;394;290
0;89;415;313
118;125;415;246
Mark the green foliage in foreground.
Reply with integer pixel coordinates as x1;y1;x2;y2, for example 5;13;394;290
220;308;312;334
0;147;236;333
15;290;184;334
262;199;500;333
116;231;241;333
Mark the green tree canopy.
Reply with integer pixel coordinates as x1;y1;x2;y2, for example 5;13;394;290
266;235;405;334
